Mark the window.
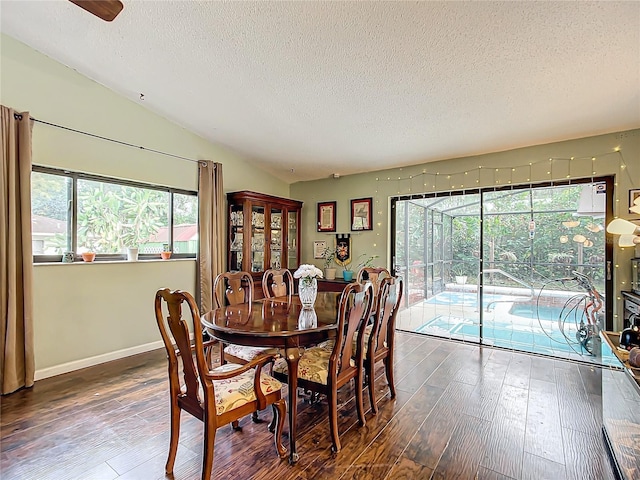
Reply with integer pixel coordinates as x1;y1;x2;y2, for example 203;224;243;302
31;166;198;261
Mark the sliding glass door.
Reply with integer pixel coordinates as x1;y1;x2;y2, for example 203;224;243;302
393;178;613;365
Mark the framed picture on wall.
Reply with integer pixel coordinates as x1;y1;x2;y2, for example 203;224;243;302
317;201;336;232
350;197;373;231
313;241;327;259
630;189;640;211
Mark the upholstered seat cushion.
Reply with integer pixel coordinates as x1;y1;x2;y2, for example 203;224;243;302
318;325;382;357
204;363;283;415
273;345;355;386
224;344;278;361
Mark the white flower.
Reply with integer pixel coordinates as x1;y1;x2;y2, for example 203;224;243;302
293;264;324;280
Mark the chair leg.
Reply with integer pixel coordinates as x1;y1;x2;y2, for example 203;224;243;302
355;372;366;427
384;355;396;398
166;402;181;474
328;386;341;453
252;411;261;423
272;399;287;458
231;420;241;431
268;409;277;433
202;415;216;480
219;343;226;365
367;360;378;415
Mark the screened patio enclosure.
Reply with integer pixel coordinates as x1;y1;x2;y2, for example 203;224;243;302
392;179;615;366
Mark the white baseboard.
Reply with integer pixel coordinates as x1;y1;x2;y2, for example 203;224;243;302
34;340;165;381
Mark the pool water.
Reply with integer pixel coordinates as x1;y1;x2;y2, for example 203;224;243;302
424;291;512;308
416;291;616;366
508;303;588;322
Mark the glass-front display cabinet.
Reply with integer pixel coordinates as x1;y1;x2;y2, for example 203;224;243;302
600;331;640;480
227;191;303;282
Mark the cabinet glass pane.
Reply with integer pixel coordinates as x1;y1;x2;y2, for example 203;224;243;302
229;204;244;271
31;171;72;255
251;205;265;272
270;207;283;269
288;211;298;268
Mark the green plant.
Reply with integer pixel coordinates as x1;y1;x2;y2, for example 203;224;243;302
321;246;337;269
345;253;379;272
451;264;468;277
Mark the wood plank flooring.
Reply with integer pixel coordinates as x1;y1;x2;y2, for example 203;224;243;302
0;332;618;480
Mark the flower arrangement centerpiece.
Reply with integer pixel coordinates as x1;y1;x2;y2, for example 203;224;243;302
294;264;323;309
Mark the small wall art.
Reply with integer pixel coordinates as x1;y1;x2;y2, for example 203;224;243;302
313;240;327;259
350;197;372;231
317;201;336;232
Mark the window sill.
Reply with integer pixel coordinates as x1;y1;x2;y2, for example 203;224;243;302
34;258;196;266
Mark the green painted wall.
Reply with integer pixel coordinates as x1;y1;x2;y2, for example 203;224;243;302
291;130;640;329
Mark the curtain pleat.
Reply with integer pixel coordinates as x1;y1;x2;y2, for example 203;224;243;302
1;106;35;395
198;161;225;313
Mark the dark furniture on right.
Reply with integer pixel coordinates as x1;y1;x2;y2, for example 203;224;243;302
317;277;350;292
621;290;640;328
600;330;640;480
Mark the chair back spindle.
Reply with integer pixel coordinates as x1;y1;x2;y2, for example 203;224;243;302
262;268;294;303
213;271;254;307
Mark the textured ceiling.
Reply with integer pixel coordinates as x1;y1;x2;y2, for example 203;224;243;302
1;1;639;183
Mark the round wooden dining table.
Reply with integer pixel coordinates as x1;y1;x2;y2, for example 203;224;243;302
200;291;341;464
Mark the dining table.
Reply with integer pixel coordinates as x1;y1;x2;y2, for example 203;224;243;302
200;291;342;464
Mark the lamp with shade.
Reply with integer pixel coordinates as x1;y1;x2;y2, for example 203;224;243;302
618;234;640;247
606;218;640;248
607;218;640;235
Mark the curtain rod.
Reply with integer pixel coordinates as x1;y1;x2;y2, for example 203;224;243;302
14;112;202;164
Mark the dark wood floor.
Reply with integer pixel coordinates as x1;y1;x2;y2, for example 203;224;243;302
1;332;618;480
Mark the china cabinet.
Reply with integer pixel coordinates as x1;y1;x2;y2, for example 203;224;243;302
227;191;303;280
600;331;640;480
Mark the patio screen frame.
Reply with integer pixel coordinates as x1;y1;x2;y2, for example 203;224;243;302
390;176;614;335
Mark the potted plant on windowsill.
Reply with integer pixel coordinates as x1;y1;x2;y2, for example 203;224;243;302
126;244;139;261
321;246;337;280
160;243;172;260
81;251;96;262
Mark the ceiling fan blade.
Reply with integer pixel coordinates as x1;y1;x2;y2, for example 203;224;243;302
69;0;124;22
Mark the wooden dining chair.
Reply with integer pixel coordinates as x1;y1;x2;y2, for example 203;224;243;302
363;276;403;414
154;288;287;480
356;266;390;302
272;282;375;453
262;268;294;303
213;271;278;365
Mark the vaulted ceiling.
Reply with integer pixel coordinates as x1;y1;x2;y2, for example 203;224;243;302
2;1;639;183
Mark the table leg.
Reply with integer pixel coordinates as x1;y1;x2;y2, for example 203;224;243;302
285;346;301;464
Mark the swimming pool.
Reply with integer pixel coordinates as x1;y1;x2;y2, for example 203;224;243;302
415;291;614;365
415;314;616;365
424;291;512;308
425;291;588;323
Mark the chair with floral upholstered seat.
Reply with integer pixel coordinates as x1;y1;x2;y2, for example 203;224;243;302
154;288;286;480
213;271;279;365
362;276;403;414
272;281;375;453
